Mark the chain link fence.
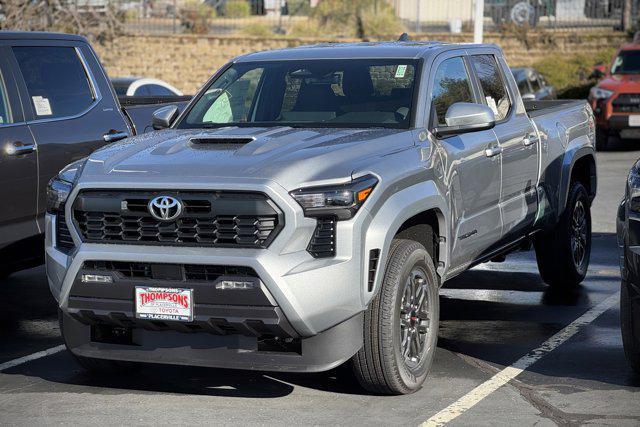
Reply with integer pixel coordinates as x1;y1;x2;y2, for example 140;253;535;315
1;0;637;37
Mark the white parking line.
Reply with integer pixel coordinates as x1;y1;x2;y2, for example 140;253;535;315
421;291;620;427
0;345;66;372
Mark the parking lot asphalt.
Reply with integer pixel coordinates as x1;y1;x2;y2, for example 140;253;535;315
1;146;640;426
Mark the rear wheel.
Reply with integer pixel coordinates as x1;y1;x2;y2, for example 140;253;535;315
535;181;591;289
352;239;439;395
58;310;137;375
621;280;640;372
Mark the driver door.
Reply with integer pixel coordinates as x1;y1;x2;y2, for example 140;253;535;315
428;53;502;272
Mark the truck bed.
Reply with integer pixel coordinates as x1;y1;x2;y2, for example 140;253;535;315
523;99;586;118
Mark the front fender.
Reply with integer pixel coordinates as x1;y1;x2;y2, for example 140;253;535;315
361;180;448;306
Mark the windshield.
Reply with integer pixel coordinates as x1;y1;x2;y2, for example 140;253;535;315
611;50;640;74
178;59;419;129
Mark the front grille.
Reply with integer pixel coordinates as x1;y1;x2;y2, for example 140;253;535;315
83;260;257;282
307;217;336;258
612;93;640;113
73;191;282;248
56;206;75;253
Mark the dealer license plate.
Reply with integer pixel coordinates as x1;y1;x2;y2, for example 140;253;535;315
135;287;193;322
629;115;640;127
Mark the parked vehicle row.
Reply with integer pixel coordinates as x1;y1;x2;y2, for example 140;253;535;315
0;32;187;277
5;30;640;392
45;39;596;394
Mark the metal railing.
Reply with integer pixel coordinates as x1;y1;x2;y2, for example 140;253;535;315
1;0;636;37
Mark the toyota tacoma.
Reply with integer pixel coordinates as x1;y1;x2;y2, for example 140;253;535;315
46;41;597;394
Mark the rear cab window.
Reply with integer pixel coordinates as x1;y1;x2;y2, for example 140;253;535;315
469;54;512;121
12;46;96;119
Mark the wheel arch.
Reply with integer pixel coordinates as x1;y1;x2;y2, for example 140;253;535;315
560;147;596;216
362;180;449;305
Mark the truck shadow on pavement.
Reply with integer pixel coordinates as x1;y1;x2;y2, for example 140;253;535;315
2;234;639;396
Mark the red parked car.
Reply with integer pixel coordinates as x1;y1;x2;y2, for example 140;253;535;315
590;43;640;150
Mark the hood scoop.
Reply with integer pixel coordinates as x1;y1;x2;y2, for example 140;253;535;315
189;137;254;145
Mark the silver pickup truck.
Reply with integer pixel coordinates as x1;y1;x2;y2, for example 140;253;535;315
46;41;596;395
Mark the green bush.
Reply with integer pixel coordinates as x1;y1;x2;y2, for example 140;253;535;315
530;48;615;99
287;0;312;16
180;0;216;34
360;3;405;38
225;0;251;19
243;23;274;37
311;0;404;38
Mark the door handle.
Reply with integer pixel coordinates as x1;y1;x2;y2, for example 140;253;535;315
103;131;129;143
4;141;36;156
485;145;502;158
523;137;537;147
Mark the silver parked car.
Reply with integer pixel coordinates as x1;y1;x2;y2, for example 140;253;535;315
47;41;596;394
511;67;557;100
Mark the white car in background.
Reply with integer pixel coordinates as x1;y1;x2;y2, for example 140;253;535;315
111;77;183;97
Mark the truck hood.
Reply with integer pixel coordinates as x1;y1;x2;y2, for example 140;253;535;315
83;126;414;190
597;74;640;91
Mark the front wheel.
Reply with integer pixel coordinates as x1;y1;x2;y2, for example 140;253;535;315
534;181;591;289
352;239;439;395
621;280;640;372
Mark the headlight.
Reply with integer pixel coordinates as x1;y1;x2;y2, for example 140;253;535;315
46;158;87;213
589;87;614;100
290;175;378;220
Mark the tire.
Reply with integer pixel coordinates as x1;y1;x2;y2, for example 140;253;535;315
352;239;439;395
621;280;640;372
58;310;137;375
534;181;591;289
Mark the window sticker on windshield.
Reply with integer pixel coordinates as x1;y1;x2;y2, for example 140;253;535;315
32;96;52;116
486;96;499;115
395;65;408;78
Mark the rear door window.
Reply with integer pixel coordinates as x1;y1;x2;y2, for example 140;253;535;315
469;54;512;121
430;57;474;127
12;46;95;119
0;69;13;125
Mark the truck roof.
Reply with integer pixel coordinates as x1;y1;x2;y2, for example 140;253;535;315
236;41;484;62
0;31;87;42
620;43;640;51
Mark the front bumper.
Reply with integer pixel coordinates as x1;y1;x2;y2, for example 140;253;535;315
60;308;363;373
46;178;373;371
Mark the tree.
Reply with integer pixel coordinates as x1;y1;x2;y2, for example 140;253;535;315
0;0;123;43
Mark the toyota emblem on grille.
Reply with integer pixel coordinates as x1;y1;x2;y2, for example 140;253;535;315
148;196;183;221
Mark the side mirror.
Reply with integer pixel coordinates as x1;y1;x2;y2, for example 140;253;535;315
590;65;606;80
433;103;496;138
152;105;179;130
